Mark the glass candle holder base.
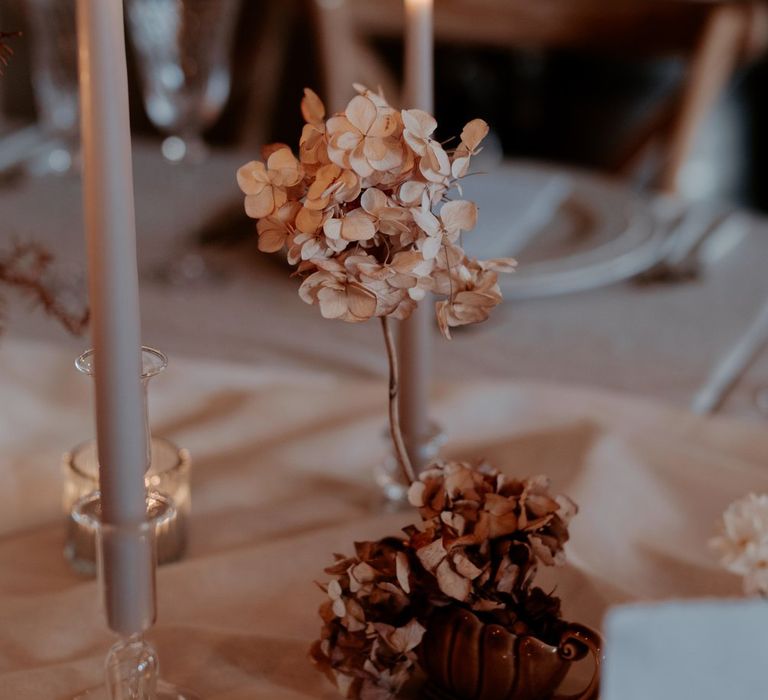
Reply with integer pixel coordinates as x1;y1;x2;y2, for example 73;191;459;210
72;498;201;700
73;632;200;700
74;680;200;700
374;423;445;504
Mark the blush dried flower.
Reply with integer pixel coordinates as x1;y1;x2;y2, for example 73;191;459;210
406;462;575;607
237;85;514;336
237;85;516;487
310;539;426;700
711;493;768;596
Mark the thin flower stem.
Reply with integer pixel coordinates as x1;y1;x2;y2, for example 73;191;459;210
443;240;455;301
380;316;416;486
0;242;89;336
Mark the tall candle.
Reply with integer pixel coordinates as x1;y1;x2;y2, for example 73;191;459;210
399;0;434;468
404;0;434;114
76;0;154;635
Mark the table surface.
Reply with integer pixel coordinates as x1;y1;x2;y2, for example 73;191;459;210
2;141;767;419
1;338;767;698
3;146;768;696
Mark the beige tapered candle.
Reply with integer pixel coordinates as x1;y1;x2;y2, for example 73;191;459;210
404;0;434;113
399;0;434;467
76;0;154;636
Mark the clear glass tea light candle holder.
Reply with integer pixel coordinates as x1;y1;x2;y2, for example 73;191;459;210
63;438;190;575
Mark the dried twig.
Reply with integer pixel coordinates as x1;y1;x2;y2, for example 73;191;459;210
380;316;415;486
0;242;89;335
0;31;21;75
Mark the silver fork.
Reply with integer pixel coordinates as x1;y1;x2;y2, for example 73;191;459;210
636;202;739;284
692;297;768;414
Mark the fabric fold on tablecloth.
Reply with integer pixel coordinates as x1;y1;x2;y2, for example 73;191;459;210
1;339;767;698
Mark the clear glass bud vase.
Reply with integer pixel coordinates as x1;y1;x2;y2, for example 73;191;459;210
374;422;445;504
76;346;168;473
72;346;198;699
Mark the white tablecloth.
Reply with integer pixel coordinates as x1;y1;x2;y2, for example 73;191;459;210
2;144;768;419
1;339;767;698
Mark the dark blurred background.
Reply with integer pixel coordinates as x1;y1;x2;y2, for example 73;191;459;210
3;0;768;419
1;0;767;207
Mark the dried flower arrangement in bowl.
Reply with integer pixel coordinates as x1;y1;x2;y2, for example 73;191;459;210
310;463;601;700
236;86;601;700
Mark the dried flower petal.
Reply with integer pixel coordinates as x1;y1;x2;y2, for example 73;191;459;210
460;118;490;152
416;538;447;572
395;552;411;594
440;200;477;236
301;87;326;125
401;109;437;155
436;559;471;601
267;147;303;187
452;552;483;580
375;619;426;654
324;211;377;242
407;481;426;507
711;493;768;596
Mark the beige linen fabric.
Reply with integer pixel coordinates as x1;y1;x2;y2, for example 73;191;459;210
1;338;767;698
2;145;768;419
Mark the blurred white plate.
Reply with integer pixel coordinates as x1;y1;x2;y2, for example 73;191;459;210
461;160;665;299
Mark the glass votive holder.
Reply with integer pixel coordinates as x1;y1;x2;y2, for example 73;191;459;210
374;423;446;504
63;437;190;575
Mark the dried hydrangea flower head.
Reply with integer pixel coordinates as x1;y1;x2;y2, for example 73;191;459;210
711;493;768;596
310;539;426;700
237;85;515;339
312;461;578;699
406;461;576;608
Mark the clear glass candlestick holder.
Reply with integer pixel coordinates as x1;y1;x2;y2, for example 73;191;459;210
68;346;190;574
72;492;200;700
374;423;445;504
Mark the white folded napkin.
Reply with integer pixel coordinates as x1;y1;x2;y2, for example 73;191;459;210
602;599;768;700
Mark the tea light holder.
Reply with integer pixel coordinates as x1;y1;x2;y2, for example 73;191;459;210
63;437;190;574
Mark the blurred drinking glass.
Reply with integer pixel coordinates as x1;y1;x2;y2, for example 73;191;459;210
126;0;239;164
25;0;79;174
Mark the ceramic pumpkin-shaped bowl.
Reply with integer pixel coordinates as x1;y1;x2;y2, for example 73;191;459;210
419;607;601;700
